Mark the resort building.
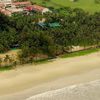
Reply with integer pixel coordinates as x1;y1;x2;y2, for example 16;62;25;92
26;5;51;14
0;7;23;16
0;0;12;7
0;0;51;16
0;0;12;3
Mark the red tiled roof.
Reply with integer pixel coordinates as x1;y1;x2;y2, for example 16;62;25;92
26;6;33;11
0;8;11;16
13;1;31;6
33;5;46;11
26;5;47;12
0;3;4;7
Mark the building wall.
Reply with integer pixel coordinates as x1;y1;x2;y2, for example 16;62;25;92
42;8;50;14
0;0;12;3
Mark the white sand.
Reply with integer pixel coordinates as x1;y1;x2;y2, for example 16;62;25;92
0;52;100;100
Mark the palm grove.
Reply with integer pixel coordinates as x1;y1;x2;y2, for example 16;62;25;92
0;7;100;66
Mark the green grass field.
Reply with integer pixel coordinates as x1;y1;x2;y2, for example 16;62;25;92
61;48;100;58
31;0;100;13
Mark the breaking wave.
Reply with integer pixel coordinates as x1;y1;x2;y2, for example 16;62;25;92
26;80;100;100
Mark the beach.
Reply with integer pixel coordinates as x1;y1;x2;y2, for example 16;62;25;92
0;51;100;100
27;80;100;100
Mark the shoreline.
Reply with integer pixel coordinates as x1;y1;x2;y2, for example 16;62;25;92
0;51;100;99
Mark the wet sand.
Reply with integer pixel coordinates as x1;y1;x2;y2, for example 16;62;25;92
0;52;100;100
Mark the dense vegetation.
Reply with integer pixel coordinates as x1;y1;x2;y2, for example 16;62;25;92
0;7;100;65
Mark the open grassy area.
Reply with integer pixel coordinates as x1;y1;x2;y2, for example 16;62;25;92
61;48;100;58
0;65;14;71
31;0;100;13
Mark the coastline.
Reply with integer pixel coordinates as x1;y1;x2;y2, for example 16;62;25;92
0;51;100;100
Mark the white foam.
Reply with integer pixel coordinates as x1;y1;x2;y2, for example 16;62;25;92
26;80;100;100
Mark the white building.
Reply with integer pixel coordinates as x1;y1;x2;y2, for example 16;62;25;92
0;0;12;8
0;0;12;3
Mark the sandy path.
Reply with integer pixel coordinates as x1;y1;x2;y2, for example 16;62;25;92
0;52;100;100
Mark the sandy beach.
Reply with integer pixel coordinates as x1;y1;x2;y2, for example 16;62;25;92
27;80;100;100
0;51;100;100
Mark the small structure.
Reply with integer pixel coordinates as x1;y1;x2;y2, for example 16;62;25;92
0;1;52;16
38;22;61;29
38;22;47;28
48;22;61;28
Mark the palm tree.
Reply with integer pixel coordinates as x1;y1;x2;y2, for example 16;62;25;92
4;55;10;66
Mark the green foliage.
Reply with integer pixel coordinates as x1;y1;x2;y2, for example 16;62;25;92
95;0;100;4
0;8;100;63
0;65;13;71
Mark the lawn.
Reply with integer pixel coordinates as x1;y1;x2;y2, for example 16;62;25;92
31;0;100;13
61;48;100;58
